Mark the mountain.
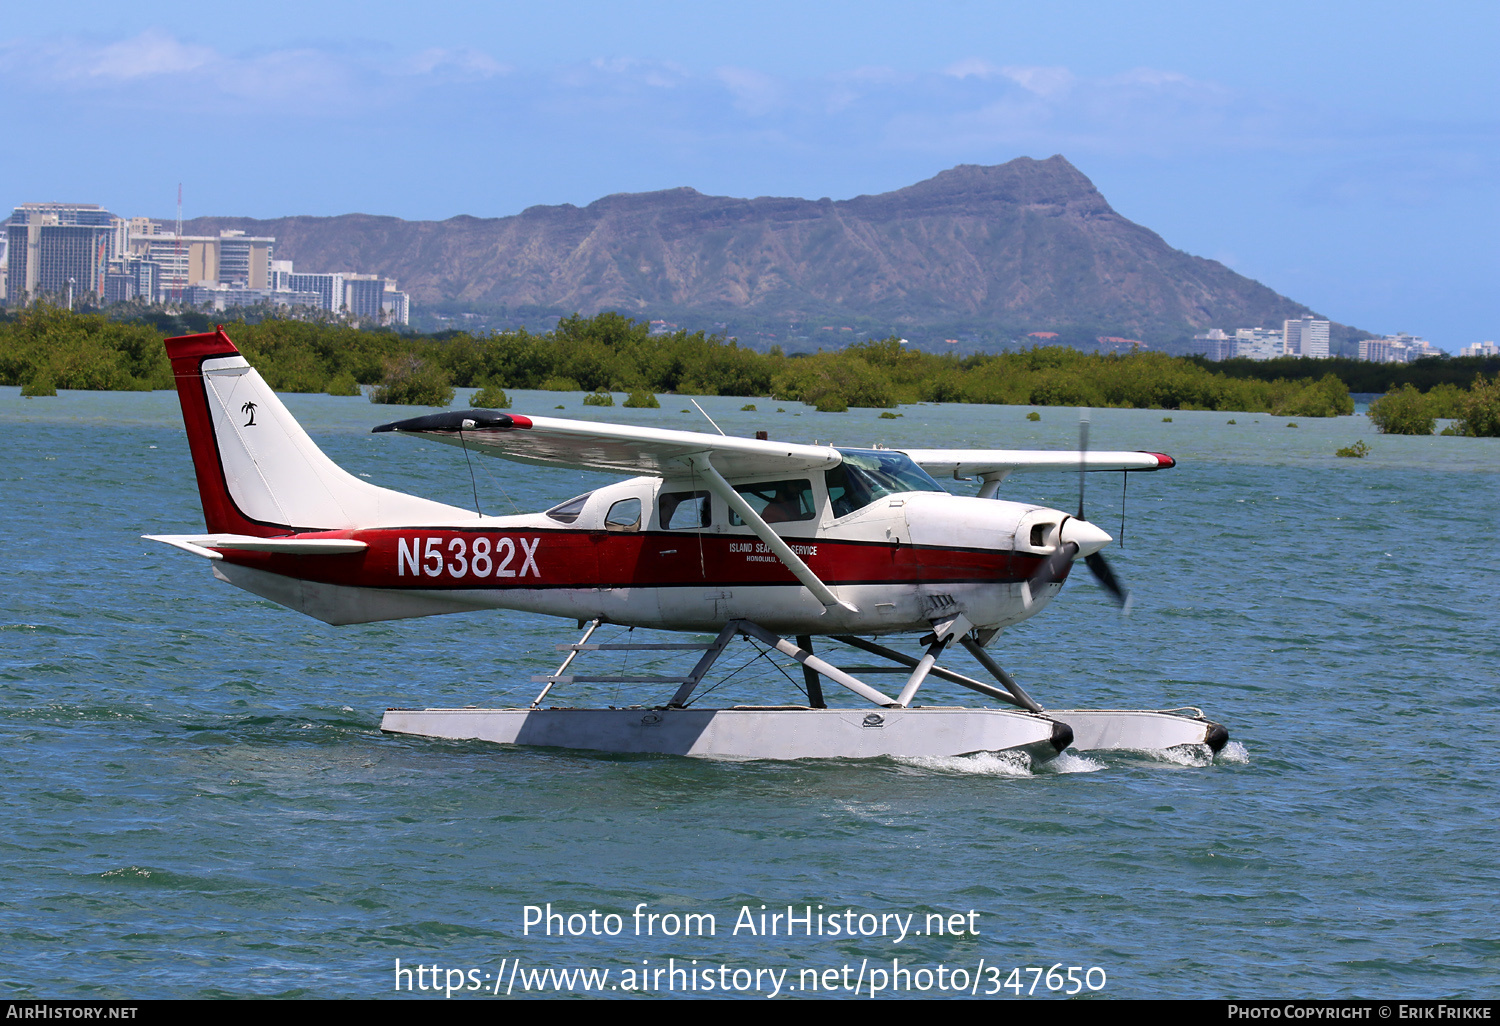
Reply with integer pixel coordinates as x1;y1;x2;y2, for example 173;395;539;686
181;156;1319;342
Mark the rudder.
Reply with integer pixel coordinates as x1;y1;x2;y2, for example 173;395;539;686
165;327;468;535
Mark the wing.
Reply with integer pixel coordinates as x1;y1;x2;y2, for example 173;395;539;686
372;410;841;479
899;449;1176;480
373;410;853;611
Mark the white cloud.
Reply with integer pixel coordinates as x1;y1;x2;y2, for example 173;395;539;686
0;31;1480;185
1112;67;1195;89
886;62;1264;158
406;48;509;79
585;56;688;88
715;66;785;116
823;65;909;113
213;49;356;105
999;65;1075;99
88;29;215;80
0;30;357;107
945;59;1077;98
944;57;1001;80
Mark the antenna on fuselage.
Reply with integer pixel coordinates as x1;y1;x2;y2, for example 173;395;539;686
689;398;726;436
458;420;482;517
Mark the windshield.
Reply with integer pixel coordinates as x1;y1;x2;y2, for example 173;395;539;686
826;449;946;518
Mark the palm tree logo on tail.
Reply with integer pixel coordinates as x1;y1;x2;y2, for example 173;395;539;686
242;401;258;427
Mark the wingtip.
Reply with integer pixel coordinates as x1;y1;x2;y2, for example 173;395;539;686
370;409;520;434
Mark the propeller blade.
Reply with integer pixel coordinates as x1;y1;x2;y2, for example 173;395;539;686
1072;410;1133;613
1022;541;1078;608
1084;551;1131;612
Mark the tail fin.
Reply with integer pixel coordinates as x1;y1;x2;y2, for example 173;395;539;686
165;327;468;535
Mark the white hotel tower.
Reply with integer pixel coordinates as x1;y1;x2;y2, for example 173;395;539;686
1284;316;1330;359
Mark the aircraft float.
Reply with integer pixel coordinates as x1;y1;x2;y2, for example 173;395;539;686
147;328;1229;764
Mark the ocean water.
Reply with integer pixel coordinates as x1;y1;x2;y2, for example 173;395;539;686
1;387;1497;1000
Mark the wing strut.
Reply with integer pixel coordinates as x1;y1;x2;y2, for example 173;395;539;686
976;470;1011;500
688;455;858;615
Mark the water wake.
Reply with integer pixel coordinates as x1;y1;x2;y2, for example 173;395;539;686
1042;751;1107;774
1127;741;1250;767
894;750;1035;776
1218;740;1250;763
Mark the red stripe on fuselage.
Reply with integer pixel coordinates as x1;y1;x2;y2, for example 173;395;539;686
211;527;1056;590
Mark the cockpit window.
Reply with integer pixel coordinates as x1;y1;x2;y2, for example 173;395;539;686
826;449;946;518
730;479;815;525
545;492;593;524
659;490;711;530
605;498;642;532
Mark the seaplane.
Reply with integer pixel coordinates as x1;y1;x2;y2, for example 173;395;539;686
146;327;1228;765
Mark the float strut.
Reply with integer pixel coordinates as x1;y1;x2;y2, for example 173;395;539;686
532;619;600;707
666;622;741;708
894;614;972;707
832;635;1025;709
796;635;827;708
736;622;898;707
958;635;1044;712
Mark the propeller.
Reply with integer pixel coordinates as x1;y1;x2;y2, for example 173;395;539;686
1022;540;1078;609
1083;549;1129;609
1023;410;1132;612
1075;409;1132;611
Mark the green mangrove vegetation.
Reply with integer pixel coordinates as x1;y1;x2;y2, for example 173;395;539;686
469;384;511;408
1;305;173;392
1198;353;1500;393
1367;376;1500;436
3;304;1497;432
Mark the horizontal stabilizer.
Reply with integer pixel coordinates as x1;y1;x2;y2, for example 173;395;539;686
145;533;369;560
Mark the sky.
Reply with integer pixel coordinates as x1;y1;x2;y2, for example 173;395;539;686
2;0;1495;345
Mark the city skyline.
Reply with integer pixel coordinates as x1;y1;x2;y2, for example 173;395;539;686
1;2;1494;344
3;202;409;323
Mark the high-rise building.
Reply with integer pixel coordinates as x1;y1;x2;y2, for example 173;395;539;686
1235;327;1285;361
6;203;123;304
343;274;388;319
1189;328;1236;361
125;226;273;301
214;231;273;289
1283;316;1330;359
103;258;160;305
287;272;347;313
1360;333;1442;363
381;286;409;326
1459;341;1499;359
338;273;410;324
